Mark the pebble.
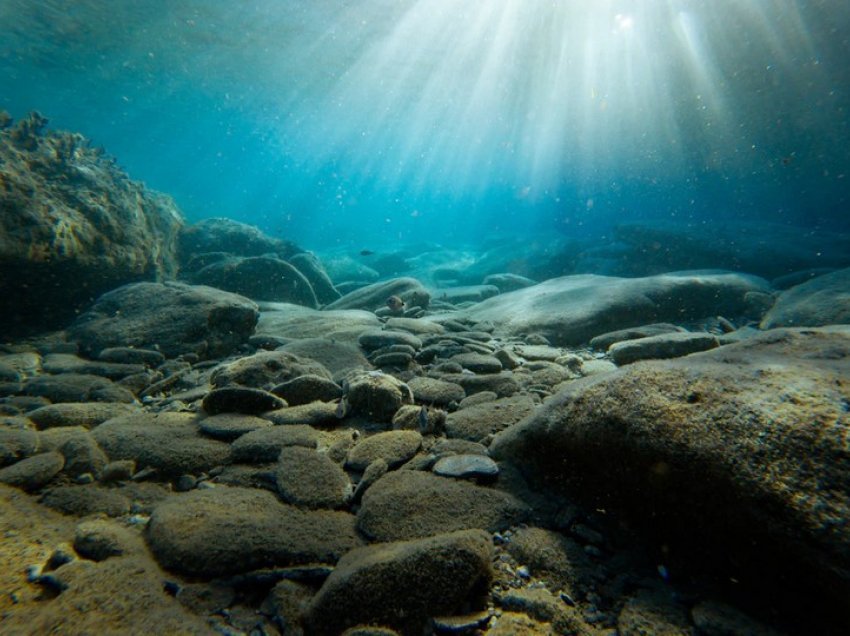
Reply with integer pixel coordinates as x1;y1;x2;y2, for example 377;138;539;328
432;454;500;481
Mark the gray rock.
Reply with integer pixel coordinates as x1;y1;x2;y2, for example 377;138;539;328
461;271;770;346
289;252;341;305
433;285;500;304
276;446;351;509
97;347;165;366
406;376;465;406
484;273;537;293
93;412;230;478
178;217;298;262
202;386;286;415
68;281;258;360
74;518;140;561
436;372;519;398
458;391;498;408
433;454;499;481
589;323;686;350
371;352;413;368
100;460;136;483
608;331;720;365
146;486;362;577
42;354;146;379
272;375;342;405
445;395;536;442
192;255;319;307
351;458;388;505
325;277;430;311
40;484;132;517
491;326;850;605
346;430;423;471
198;413;271;441
358;329;422;351
0;451;64;491
263;402;340;427
211;350;331;389
761;267;850;329
346;372;414;422
357;470;529;541
23;374;136;404
302;530;493;635
384;317;445;335
27;402;138;430
230;425;319;463
449;353;503;374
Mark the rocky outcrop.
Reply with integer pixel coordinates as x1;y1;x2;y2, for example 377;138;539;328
0;112;184;335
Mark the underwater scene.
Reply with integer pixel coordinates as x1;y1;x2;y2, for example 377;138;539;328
0;0;849;634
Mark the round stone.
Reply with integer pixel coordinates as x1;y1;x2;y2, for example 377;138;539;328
433;454;499;481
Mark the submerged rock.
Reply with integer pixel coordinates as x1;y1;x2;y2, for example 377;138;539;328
68;281;258;360
761;266;850;329
191;255;319;307
0;113;184;336
491;326;850;612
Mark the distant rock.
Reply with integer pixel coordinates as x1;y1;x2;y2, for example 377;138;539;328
325;277;430;311
607;331;719;365
589;323;686;351
0;113;184;336
177;217;299;264
191;255;319;307
280;337;372;376
23;374;136;404
483;273;537;293
491;326;850;608
257;303;380;344
302;530;493;635
68;281;258;360
761;267;850;329
433;285;500;304
146;486;362;577
461;271;769;346
289;252;341;305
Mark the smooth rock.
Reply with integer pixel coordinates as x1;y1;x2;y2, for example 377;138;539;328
146;486;362;577
230;425;319;463
325;277;430;312
0;451;64;491
74;518;140;561
761;267;850;329
405;376;465;406
272;374;342;405
23;374;136;404
192;255;319;307
589;323;686;350
40;484;132;517
27;402;138;430
346;430;423;471
68;281;258;360
289;252;342;305
357;470;529;541
198;413;272;441
0;427;39;467
608;331;719;365
39;426;108;479
258;304;380;343
280;337;372;375
263;401;340;427
97;347;165;366
345;372;414;422
210;350;331;389
433;454;499;481
358;329;422;351
302;530;493;635
445;395;536;442
449;353;503;374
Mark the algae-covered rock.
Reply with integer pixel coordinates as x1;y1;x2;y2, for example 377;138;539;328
0;113;184;336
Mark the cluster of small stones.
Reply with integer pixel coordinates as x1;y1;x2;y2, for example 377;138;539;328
0;294;778;634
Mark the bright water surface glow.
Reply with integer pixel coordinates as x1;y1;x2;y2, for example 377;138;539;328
0;0;847;248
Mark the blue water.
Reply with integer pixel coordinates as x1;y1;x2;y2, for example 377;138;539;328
1;0;848;251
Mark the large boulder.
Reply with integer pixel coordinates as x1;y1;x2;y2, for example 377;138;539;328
68;282;258;360
491;327;850;617
302;530;493;635
461;271;769;346
288;252;341;305
191;255;319;307
0;113;184;336
257;303;380;344
761;267;850;329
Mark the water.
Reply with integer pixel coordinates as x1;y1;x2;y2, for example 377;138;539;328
1;0;847;251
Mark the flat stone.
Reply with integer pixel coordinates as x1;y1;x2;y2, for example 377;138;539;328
280;337;372;375
27;402;139;430
40;484;132;517
608;331;719;365
357;470;529;541
433;454;499;481
324;277;430;312
74;518;141;561
210;350;331;390
384;317;445;335
445;395;536;442
23;374;136;404
198;413;271;441
271;375;342;405
346;430;423;471
97;347;165;366
276;446;351;509
762;267;850;329
39;426;108;478
436;372;519;398
263;401;340;427
230;425;319;463
406;376;465;406
92;412;230;478
449;353;503;374
358;329;422;351
202;386;286;415
302;530;493;635
589;323;686;350
146;486;363;577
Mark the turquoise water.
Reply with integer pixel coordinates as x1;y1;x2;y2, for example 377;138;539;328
1;0;847;249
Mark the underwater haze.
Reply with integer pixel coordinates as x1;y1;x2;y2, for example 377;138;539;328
1;0;848;249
